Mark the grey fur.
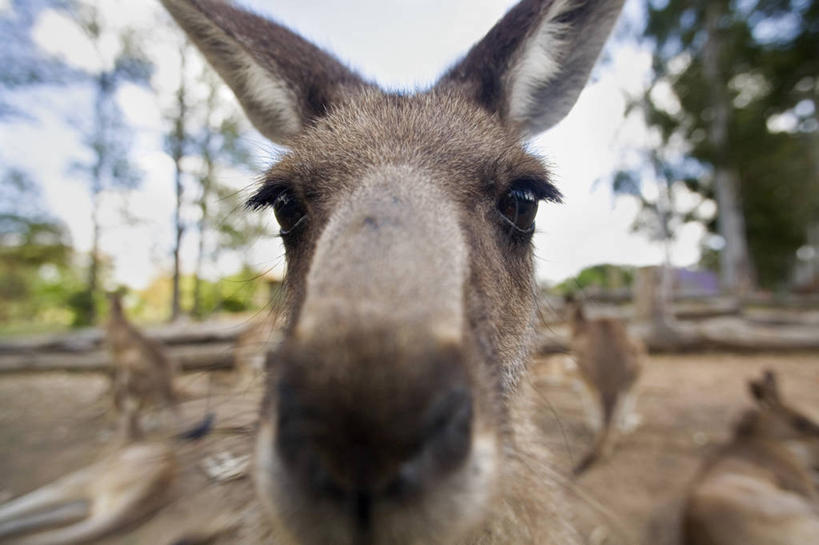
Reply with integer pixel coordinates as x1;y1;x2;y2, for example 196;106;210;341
161;2;624;544
160;0;373;145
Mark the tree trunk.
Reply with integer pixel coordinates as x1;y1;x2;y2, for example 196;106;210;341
633;266;692;350
170;48;188;322
809;105;819;288
171;156;184;322
85;73;107;326
654;157;675;316
634;266;673;326
192;163;212;319
702;3;754;297
191;217;206;318
192;79;217;319
85;187;101;325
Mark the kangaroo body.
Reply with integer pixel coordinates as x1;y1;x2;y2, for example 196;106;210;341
568;301;642;474
683;371;819;545
0;443;174;545
105;293;177;440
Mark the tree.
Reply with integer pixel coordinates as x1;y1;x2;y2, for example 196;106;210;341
189;68;253;318
626;0;753;295
191;71;215;319
614;0;819;293
0;1;92;328
160;45;257;320
0;169;73;324
163;42;194;322
610;107;720;319
67;3;153;325
747;0;819;287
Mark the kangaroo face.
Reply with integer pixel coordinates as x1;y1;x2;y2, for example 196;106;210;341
251;91;556;544
161;1;625;543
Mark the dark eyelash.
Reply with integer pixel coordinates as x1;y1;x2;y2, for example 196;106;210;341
246;182;289;211
514;178;562;204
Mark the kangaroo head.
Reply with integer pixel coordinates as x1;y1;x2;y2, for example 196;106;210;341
742;370;819;469
161;1;624;544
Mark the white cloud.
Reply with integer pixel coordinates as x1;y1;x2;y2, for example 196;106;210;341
32;9;103;72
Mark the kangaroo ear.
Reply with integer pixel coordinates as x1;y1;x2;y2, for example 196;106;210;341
438;0;624;138
160;0;371;146
749;370;781;408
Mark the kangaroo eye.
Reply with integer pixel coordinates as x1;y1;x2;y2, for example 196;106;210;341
498;185;539;232
273;192;307;234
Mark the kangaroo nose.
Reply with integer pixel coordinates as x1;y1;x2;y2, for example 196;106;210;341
274;343;473;509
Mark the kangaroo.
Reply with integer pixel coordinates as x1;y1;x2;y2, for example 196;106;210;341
0;442;175;545
683;370;819;545
105;292;178;440
566;297;642;475
161;1;625;544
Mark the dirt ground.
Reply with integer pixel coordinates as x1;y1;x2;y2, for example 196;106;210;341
1;352;817;544
531;351;819;545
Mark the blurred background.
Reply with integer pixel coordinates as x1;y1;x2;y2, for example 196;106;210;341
0;0;817;332
0;2;817;544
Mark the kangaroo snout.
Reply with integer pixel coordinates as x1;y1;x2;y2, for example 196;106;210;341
274;338;473;514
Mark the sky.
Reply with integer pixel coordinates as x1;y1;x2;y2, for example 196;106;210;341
0;0;703;289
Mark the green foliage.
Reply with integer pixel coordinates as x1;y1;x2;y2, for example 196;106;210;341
0;169;89;327
553;264;635;295
738;127;817;287
131;269;274;323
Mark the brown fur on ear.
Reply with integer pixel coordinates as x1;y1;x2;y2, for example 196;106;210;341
160;0;372;145
748;369;781;408
762;370;779;394
438;0;625;137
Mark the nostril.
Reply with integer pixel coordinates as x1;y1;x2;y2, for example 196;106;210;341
383;463;419;498
274;350;474;505
424;386;473;473
311;459;346;500
383;387;473;499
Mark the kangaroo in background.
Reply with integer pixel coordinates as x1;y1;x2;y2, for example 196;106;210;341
162;0;625;543
105;291;178;440
0;295;216;545
683;370;819;545
0;442;175;545
565;296;643;475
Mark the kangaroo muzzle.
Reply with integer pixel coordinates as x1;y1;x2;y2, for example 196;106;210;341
269;166;472;530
